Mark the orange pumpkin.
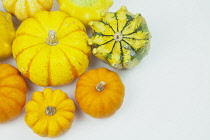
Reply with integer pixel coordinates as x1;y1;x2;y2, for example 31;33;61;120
0;63;27;123
75;68;125;118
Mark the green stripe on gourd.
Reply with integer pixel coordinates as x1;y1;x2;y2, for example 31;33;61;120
88;6;151;69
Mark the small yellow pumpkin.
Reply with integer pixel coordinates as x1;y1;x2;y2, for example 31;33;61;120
0;63;27;123
12;11;91;86
75;68;125;118
2;0;53;21
25;88;75;137
0;11;15;59
57;0;113;26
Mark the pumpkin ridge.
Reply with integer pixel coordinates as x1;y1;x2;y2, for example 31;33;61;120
120;14;135;33
0;72;19;81
58;43;89;57
79;71;96;82
15;42;45;59
54;114;72;132
95;38;114;47
94;32;113;37
102;95;117;116
114;13;119;32
57;47;78;78
58;29;85;40
25;0;30;18
53;117;62;136
56;16;73;36
26;47;45;79
99;41;117;64
122;38;149;55
123;37;146;41
84;95;96;115
109;40;117;54
31;115;45;130
31;17;48;33
0;87;26;103
119;41;124;66
0;92;23;107
0;94;22;120
56;105;75;113
47;48;52;86
122;39;137;52
123;24;143;36
98;21;115;33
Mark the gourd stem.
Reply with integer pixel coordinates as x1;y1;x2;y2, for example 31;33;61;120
114;32;123;41
46;30;58;46
46;106;56;116
96;81;105;92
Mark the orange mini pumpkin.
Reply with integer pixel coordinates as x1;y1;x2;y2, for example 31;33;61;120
75;68;125;118
0;63;27;123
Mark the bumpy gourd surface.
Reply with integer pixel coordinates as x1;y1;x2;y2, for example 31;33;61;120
25;88;75;137
0;11;15;59
0;64;27;123
12;11;91;86
57;0;113;25
89;6;151;69
75;68;125;118
2;0;53;21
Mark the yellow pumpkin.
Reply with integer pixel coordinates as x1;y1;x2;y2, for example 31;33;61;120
0;63;27;123
12;11;91;86
2;0;53;21
57;0;113;26
0;11;15;59
75;68;125;118
25;88;75;137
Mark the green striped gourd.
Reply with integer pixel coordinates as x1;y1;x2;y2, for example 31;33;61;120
88;6;151;69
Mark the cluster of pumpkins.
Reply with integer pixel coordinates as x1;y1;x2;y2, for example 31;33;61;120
0;0;151;137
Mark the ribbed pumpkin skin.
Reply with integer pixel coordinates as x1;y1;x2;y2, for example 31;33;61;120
12;11;91;86
25;88;75;137
57;0;113;26
0;11;15;59
89;6;151;69
75;68;125;118
0;63;27;123
2;0;53;21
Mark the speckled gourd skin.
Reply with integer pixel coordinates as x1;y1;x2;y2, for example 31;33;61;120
2;0;53;21
0;11;15;59
89;6;151;69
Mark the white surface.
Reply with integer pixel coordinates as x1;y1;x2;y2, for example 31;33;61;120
0;0;210;140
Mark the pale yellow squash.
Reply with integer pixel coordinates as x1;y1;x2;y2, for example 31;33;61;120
2;0;53;21
12;11;91;86
0;11;15;59
57;0;113;26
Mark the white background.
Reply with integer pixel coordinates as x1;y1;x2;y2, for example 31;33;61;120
0;0;210;140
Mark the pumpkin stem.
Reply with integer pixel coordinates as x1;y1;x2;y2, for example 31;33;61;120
46;106;56;116
46;30;58;46
114;32;123;41
96;81;105;92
